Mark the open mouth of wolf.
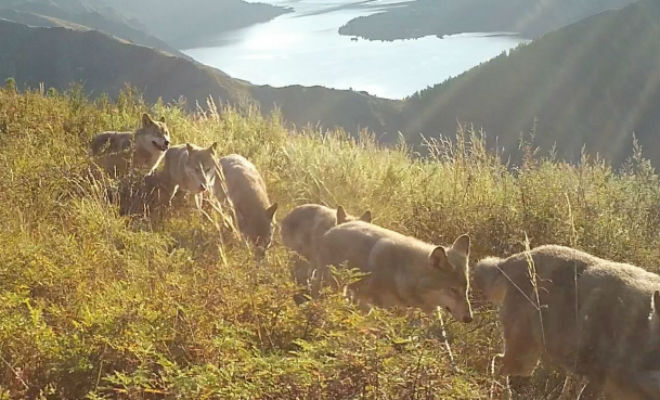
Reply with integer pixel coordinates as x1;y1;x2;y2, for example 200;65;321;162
152;140;168;151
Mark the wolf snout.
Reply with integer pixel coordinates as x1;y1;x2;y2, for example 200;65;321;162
152;140;168;151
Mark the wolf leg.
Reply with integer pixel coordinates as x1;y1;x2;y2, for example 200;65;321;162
168;184;180;206
497;309;542;377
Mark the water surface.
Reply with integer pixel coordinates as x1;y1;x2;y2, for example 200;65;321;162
184;0;528;99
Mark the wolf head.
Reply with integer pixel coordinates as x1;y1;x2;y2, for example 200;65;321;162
135;113;171;155
237;202;278;252
419;234;473;323
181;142;218;194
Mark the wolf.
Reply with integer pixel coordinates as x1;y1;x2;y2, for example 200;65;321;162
215;154;277;251
152;142;219;202
473;245;660;399
280;204;372;262
90;113;171;174
603;290;660;400
316;220;473;322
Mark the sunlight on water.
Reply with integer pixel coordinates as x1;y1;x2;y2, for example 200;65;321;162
184;0;529;99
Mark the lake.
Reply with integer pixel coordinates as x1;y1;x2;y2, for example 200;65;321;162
183;0;529;99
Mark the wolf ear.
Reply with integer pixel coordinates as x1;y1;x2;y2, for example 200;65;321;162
186;143;194;153
159;116;166;123
451;234;470;257
336;205;348;224
142;113;155;127
429;246;450;271
265;203;278;220
208;142;218;153
359;210;372;223
654;291;660;316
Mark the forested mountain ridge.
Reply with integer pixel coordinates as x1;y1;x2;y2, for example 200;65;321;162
397;0;659;166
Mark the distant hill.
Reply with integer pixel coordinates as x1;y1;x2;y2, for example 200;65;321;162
0;19;397;135
0;0;291;52
106;0;291;48
0;0;186;58
398;0;660;166
339;0;638;41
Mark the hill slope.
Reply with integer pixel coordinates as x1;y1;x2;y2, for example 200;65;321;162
339;0;638;40
0;19;398;135
399;0;660;166
0;81;657;399
106;0;291;48
0;0;186;58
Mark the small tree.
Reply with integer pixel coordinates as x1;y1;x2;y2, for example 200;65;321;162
4;77;16;92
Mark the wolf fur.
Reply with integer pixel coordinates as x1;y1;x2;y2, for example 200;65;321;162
153;142;219;201
90;113;171;174
473;245;660;399
316;220;473;322
215;154;277;250
281;204;372;262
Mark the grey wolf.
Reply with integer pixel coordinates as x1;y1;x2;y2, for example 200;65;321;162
317;220;473;322
90;113;171;174
281;203;372;262
152;142;219;202
216;154;277;250
473;245;660;399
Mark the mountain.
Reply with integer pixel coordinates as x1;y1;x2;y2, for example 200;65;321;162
0;19;398;135
0;0;291;52
339;0;638;41
0;0;187;58
104;0;291;48
0;0;657;167
397;0;660;166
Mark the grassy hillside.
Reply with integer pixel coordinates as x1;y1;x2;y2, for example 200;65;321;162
339;0;637;40
401;0;660;167
0;85;657;398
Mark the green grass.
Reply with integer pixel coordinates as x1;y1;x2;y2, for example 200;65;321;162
0;86;658;399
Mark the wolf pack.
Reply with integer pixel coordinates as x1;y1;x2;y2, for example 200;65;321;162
90;114;660;400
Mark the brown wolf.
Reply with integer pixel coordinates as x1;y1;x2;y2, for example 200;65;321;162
280;204;372;262
317;220;473;322
90;113;171;174
215;154;277;251
473;245;660;399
